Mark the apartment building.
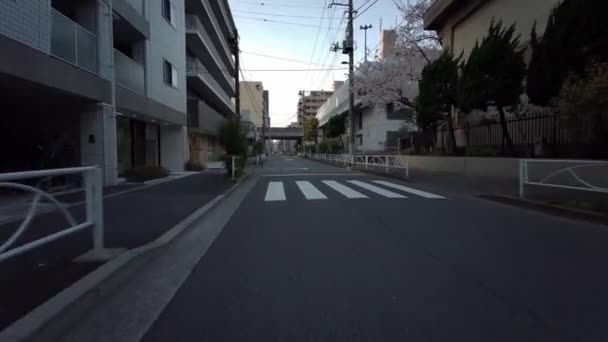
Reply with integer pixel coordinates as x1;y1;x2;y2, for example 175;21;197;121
424;0;561;60
0;0;189;185
185;0;237;164
239;81;265;131
297;90;333;126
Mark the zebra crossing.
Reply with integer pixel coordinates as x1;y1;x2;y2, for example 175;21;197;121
263;179;445;202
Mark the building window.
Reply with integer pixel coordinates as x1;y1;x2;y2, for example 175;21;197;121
356;134;363;146
162;0;176;27
163;59;178;88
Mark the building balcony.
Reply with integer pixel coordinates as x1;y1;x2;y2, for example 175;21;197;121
50;9;97;74
113;0;150;38
186;14;235;96
188;97;228;137
114;49;145;94
187;57;235;117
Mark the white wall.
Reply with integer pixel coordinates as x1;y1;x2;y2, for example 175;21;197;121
0;0;51;52
145;0;187;114
160;125;188;172
356;105;405;152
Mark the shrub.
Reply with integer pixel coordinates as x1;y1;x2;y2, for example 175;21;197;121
219;119;247;177
123;166;169;182
318;141;330;153
185;160;205;171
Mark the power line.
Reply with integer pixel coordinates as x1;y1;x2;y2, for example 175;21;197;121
355;0;379;18
303;0;328;88
355;0;373;11
233;10;340;19
241;50;338;66
234;1;324;8
234;15;340;29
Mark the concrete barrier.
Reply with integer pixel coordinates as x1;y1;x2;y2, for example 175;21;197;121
400;156;519;181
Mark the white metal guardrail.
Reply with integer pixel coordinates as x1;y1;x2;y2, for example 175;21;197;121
0;166;105;263
310;154;409;177
519;159;608;198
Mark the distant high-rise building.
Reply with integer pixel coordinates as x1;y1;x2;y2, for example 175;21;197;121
239;81;265;128
297;90;333;125
380;30;397;60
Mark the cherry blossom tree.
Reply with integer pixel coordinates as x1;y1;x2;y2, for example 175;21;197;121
392;0;442;63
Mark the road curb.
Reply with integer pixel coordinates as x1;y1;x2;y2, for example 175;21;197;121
478;194;608;227
0;173;250;342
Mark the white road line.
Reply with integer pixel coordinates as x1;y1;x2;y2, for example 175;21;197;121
373;181;446;199
264;182;286;202
347;180;406;198
322;180;368;199
296;181;328;200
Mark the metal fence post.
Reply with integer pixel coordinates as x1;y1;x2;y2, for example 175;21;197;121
365;155;369;169
519;159;526;198
232;156;236;180
405;157;410;178
385;156;389;174
85;167;104;252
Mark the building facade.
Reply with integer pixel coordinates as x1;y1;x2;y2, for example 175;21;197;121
185;0;237;165
424;0;561;60
297;90;333;126
0;0;190;184
239;81;265;132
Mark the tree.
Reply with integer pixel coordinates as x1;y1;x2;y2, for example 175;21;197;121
354;49;428;117
559;62;608;157
219;119;247;176
527;0;608;106
393;0;442;63
416;50;461;152
325;114;346;148
458;20;527;156
303;117;319;144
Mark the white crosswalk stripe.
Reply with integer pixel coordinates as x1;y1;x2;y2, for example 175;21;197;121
322;180;368;199
295;181;328;200
372;181;445;199
263;180;445;202
264;181;286;202
347;180;407;199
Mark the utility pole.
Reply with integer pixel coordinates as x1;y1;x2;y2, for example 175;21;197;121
232;29;240;119
329;0;355;155
360;24;372;63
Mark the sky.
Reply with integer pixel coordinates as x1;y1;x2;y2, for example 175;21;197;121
227;0;406;127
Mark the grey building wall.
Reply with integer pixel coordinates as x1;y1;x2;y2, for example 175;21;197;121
145;0;188;114
0;0;51;52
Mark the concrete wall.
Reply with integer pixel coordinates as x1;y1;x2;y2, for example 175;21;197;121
80;103;118;185
357;105;406;152
400;155;520;181
437;0;560;59
160;125;188;172
145;0;187;114
0;0;51;52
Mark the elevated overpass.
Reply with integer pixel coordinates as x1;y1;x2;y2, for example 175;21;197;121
256;127;303;139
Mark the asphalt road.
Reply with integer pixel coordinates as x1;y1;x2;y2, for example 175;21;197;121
143;156;608;342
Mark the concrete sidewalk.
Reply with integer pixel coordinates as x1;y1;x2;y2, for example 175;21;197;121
0;171;234;330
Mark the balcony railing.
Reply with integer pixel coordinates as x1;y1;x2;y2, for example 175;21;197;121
124;0;143;15
114;49;145;94
51;9;97;73
186;14;234;77
187;57;232;107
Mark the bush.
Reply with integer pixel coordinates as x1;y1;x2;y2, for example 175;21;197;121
219;119;248;178
318;141;330;153
185;160;205;171
123;166;169;182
